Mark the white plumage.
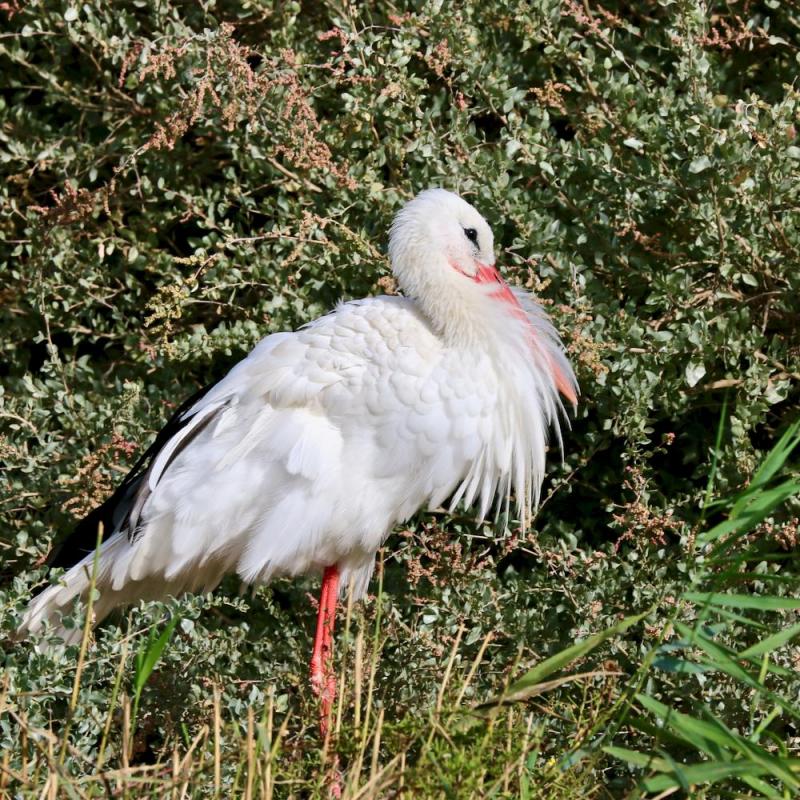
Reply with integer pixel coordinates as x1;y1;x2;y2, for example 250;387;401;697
20;188;577;645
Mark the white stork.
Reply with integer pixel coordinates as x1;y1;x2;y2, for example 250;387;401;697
20;188;577;734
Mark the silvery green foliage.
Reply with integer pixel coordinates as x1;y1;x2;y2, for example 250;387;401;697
1;1;798;794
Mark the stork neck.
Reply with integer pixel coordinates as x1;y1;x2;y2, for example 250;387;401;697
391;252;481;347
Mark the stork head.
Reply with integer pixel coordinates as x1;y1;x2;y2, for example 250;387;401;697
389;189;497;296
388;188;515;347
387;188;579;407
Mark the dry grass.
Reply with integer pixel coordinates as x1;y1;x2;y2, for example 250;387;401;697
1;570;610;799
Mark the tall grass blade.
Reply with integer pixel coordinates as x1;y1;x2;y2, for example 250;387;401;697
601;746;671;771
482;610;649;707
729;419;800;519
635;694;730;758
638;693;798;788
602;414;800;797
684;592;800;611
699;393;728;526
131;614;180;728
641;761;780;794
739;621;800;659
700;479;800;548
673;621;800;718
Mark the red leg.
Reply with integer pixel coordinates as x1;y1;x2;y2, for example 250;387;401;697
310;565;339;737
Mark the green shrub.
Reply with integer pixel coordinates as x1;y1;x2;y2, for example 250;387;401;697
1;1;798;797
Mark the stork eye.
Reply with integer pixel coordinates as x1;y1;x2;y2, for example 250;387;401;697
463;227;479;246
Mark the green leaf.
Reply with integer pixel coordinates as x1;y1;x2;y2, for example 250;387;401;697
731;420;800;517
636;694;735;756
685;361;706;388
688;155;712;173
694;710;800;788
134;616;180;694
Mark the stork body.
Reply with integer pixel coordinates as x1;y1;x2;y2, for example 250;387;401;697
20;189;577;732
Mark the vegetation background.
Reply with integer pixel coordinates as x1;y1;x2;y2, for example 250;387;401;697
1;0;799;797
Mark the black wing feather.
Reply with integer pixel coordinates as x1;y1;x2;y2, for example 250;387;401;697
47;381;217;572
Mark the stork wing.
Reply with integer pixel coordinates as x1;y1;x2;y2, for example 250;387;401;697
46;327;344;574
